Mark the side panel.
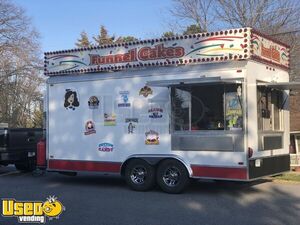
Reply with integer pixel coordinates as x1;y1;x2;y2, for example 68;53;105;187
47;63;248;179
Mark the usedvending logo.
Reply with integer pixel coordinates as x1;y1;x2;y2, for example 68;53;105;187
88;96;99;109
84;120;96;135
118;91;130;107
1;196;65;224
98;143;114;152
148;108;163;118
139;86;153;97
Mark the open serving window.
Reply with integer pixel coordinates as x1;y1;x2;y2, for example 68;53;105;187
147;77;244;132
257;81;300;131
147;77;244;152
257;81;300;150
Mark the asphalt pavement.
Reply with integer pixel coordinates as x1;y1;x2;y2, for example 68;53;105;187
0;165;299;225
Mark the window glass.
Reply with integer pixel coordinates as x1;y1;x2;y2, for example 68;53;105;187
225;84;243;130
191;85;224;130
171;88;190;131
0;130;6;147
257;87;282;131
171;83;243;131
296;135;300;153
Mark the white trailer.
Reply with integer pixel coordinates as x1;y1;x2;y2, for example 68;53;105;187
42;28;298;193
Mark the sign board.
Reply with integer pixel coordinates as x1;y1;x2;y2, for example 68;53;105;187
44;28;289;76
250;30;289;69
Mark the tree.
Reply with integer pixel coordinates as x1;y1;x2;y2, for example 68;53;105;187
168;0;300;81
162;31;176;38
115;36;138;44
93;25;114;45
216;0;299;34
215;0;300;81
169;0;215;32
75;31;91;48
0;0;43;128
183;24;202;35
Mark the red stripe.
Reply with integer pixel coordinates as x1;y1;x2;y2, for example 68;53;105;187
191;165;248;180
48;160;121;173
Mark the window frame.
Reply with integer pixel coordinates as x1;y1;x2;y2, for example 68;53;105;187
170;81;244;133
257;86;284;132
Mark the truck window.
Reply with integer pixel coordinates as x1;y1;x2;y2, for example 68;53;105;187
171;83;243;131
0;130;6;147
257;87;283;131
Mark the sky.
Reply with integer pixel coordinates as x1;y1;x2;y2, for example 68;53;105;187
13;0;174;52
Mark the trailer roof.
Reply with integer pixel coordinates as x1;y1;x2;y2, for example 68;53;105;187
44;27;289;76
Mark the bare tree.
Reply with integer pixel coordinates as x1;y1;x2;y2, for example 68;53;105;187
0;0;43;128
216;0;299;34
169;0;216;32
215;0;300;80
168;0;300;80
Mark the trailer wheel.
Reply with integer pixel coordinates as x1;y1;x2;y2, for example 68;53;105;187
125;159;156;191
156;159;190;194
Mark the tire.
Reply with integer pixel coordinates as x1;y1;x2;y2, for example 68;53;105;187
156;159;190;194
15;160;36;172
125;159;156;191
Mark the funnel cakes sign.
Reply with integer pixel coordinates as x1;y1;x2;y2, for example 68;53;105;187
44;28;289;76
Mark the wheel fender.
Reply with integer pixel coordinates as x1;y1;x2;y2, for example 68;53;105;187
121;155;192;177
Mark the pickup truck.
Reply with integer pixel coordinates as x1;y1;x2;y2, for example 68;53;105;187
0;128;43;171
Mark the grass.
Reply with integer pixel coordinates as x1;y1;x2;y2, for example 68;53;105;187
272;172;300;182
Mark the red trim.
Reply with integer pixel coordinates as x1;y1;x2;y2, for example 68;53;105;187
191;165;248;180
48;160;121;173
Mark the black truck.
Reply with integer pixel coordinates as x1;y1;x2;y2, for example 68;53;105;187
0;128;43;171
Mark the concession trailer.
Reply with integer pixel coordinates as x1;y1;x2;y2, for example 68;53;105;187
39;27;299;193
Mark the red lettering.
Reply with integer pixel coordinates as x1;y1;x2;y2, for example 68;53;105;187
138;44;185;61
261;44;280;62
138;47;150;60
89;49;137;65
175;47;185;57
89;45;185;65
166;48;174;57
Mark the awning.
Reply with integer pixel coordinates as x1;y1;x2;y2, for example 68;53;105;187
257;82;300;90
146;77;243;87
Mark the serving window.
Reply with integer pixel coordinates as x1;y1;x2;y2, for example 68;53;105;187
257;87;283;131
171;83;243;131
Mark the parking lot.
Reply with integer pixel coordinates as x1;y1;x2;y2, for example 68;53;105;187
0;166;299;225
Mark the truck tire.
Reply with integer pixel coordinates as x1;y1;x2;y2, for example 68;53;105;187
156;159;190;194
15;160;36;172
125;159;156;191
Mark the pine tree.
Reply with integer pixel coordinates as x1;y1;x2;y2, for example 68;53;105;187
75;31;91;48
183;24;202;35
115;36;138;44
93;25;114;45
162;31;176;38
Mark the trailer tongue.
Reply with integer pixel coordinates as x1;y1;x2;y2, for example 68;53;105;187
41;27;296;193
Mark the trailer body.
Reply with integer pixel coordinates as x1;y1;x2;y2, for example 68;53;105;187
43;28;295;192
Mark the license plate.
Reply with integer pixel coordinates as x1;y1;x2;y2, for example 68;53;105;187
255;159;261;167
